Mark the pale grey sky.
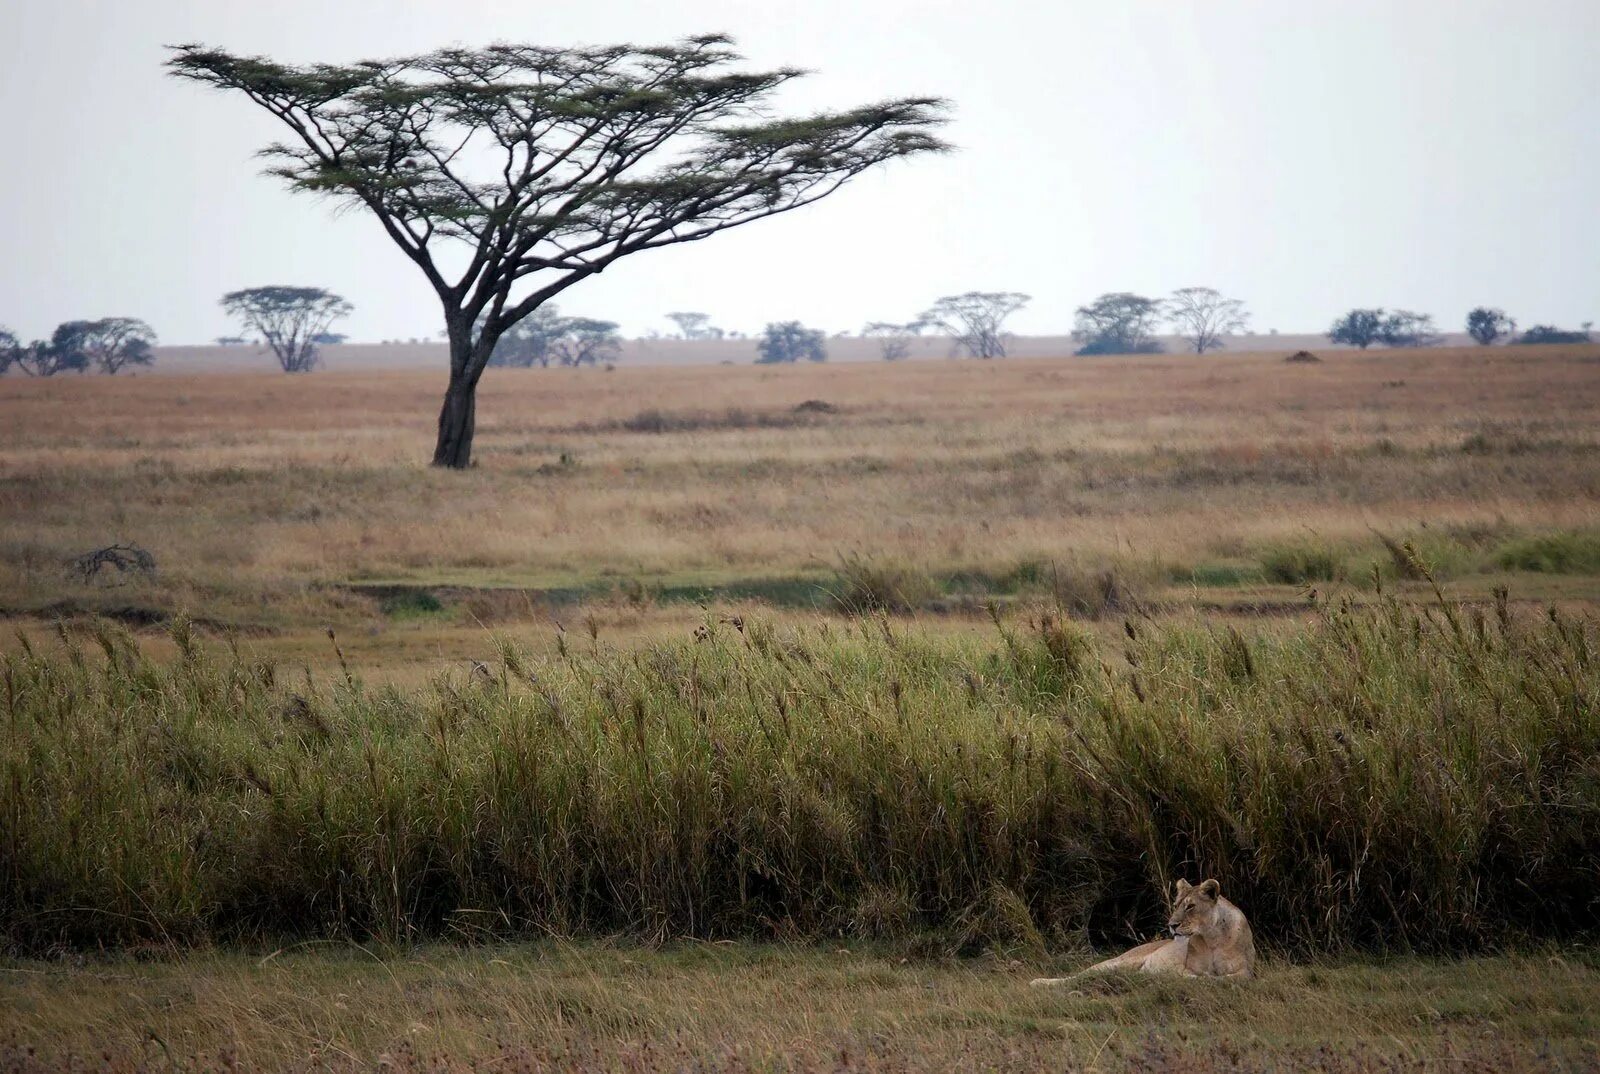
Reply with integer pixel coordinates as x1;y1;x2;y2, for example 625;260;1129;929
2;0;1596;345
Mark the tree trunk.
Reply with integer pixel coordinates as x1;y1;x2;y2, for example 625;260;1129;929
432;323;487;468
432;375;477;468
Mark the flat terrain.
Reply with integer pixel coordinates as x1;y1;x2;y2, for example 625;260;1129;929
5;946;1598;1072
3;343;1599;675
5;344;1600;1073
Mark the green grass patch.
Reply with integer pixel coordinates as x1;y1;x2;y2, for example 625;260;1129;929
1495;531;1600;574
1178;561;1263;587
1258;542;1343;584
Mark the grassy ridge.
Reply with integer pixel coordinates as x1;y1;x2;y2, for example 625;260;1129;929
3;586;1597;953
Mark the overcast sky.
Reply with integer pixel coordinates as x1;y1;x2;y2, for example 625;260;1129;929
2;0;1596;345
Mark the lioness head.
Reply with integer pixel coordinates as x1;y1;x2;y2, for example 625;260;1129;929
1168;878;1222;936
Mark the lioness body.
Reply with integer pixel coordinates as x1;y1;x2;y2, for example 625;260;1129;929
1031;879;1256;986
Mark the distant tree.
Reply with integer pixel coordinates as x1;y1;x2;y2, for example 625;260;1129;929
488;306;569;368
1073;292;1165;355
1465;307;1511;346
3;323;93;377
0;327;17;375
214;335;249;346
1379;310;1443;348
923;292;1029;359
756;321;827;363
666;312;724;340
221;286;352;373
1327;308;1386;349
862;320;925;361
1516;324;1592;345
170;37;947;467
312;331;348;346
70;317;157;374
551;318;622;366
1167;287;1248;354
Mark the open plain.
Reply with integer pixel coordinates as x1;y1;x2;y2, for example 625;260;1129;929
4;344;1600;1072
4;343;1599;670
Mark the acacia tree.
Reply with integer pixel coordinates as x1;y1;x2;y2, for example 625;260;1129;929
922;292;1028;359
1327;308;1385;349
665;311;722;340
221;287;352;373
755;321;826;363
72;317;158;373
551;318;622;366
1073;292;1165;355
1379;310;1443;348
1466;307;1511;345
169;38;948;467
487;305;568;367
4;323;93;376
862;319;924;360
1167;287;1248;354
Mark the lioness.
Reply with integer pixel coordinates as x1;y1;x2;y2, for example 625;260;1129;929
1030;879;1256;985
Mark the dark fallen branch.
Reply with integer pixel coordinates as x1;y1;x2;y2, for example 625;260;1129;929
66;544;156;585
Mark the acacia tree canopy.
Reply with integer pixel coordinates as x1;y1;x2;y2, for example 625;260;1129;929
756;321;826;363
221;286;353;373
168;37;950;466
1167;287;1248;354
70;317;158;374
1466;307;1511;346
666;312;723;340
1379;310;1443;348
3;322;95;377
486;305;568;367
862;320;925;361
550;317;622;366
922;292;1028;359
1073;292;1165;355
1328;308;1386;349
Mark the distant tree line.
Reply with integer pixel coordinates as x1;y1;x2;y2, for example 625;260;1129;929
4;292;1590;382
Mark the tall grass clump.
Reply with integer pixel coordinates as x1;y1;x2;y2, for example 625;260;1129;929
1259;541;1343;584
3;594;1597;954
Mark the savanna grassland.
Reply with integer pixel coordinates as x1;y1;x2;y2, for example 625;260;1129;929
3;344;1600;1071
3;343;1599;672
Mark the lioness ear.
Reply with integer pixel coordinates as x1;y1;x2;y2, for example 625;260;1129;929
1174;879;1191;896
1199;879;1221;899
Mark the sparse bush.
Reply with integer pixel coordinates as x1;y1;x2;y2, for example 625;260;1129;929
1516;324;1591;345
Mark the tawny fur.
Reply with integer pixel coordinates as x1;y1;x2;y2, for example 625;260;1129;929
1030;878;1256;986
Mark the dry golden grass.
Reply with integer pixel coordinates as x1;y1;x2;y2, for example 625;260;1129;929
4;945;1597;1073
3;344;1598;651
